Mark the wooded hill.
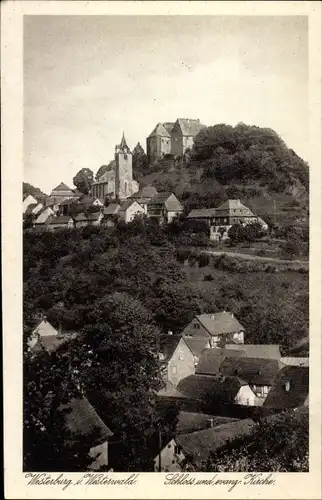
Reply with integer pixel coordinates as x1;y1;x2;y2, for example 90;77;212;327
23;182;47;202
136;123;309;226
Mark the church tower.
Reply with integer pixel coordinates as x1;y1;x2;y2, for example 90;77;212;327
115;132;133;200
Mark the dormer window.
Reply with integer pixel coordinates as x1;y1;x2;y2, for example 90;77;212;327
193;323;200;329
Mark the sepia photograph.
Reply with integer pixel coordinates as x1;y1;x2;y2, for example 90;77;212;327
21;13;312;475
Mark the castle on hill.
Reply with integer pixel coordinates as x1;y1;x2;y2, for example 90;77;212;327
91;132;139;202
146;118;206;164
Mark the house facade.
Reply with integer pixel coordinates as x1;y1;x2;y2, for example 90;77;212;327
130;186;158;213
170;118;205;157
181;312;245;347
209;199;268;241
34;207;55;226
147;192;183;224
47;215;74;231
159;336;196;387
23;194;38;213
118;200;146;223
75;211;103;228
146;123;172;164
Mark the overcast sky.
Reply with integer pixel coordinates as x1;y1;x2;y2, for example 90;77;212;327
24;15;308;193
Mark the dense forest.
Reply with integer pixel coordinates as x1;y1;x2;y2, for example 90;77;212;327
23;182;47;203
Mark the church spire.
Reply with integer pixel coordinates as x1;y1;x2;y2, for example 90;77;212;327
120;131;128;149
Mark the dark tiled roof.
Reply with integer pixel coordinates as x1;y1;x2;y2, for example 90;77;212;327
103;204;121;215
48;215;73;225
60;397;113;447
148;192;172;204
131;186;158;199
157;381;186;398
176;411;238;435
148;123;171;138
75;212;101;221
176;418;254;467
196;348;245;375
177;374;247;404
196;312;244;336
225;344;281;359
183;338;211;357
59;197;79;206
119;199;136;212
159;335;181;363
215;199;255;218
220;357;281;386
163;122;175;135
187;208;218;219
51;182;74;193
176;118;204;137
263;366;309;409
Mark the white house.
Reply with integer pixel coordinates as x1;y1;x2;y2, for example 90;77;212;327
34;207;55;225
118;199;145;223
181;312;245;347
23;194;38;213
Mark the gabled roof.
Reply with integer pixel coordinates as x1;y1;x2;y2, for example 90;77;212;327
175;118;204;137
75;212;102;222
148;123;171;138
119;199;139;212
48;215;73;225
33;319;58;337
187;208;217;219
157;381;186;399
51;182;74;193
131;186;158;200
183;338;211;358
196;348;245;376
225;344;281;360
196;312;244;336
215;199;255;218
148;192;183;212
220;357;281;386
163;122;175;135
159;335;181;363
280;357;309;367
103;204;121;215
60;396;113;447
175;418;254;467
176;411;238;435
263;365;309;409
177;374;248;404
32;334;68;353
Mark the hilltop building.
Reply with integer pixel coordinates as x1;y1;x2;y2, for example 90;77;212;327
146;118;205;164
91;133;139;202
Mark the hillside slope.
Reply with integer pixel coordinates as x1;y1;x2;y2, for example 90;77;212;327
140;123;309;225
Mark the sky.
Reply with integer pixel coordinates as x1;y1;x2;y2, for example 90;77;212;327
24;15;308;194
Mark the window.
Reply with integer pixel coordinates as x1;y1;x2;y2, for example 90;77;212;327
193;323;200;329
174;445;181;455
172;366;177;374
179;352;184;361
263;386;269;395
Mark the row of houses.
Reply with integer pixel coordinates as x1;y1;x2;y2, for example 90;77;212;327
25;186;184;230
28;314;309;472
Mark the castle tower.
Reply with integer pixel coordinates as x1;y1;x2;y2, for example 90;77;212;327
115;132;133;200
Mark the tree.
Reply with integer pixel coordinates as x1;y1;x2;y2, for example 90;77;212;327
73;168;94;194
132;142;149;181
199;411;308;472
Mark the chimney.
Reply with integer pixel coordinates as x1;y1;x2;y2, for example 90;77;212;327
206;418;215;428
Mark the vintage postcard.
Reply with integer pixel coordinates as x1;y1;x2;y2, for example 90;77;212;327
2;1;321;499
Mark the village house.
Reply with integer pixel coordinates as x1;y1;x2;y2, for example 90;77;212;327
74;211;104;228
177;373;257;406
47;215;74;231
181;312;245;347
225;343;282;359
130;185;158;213
33;206;55;226
118;199;145;223
195;347;246;376
158;335;210;388
46;182;78;207
23;194;38;213
263;365;309;409
147;192;183;224
154;417;254;472
60;396;113;471
220;357;281;403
